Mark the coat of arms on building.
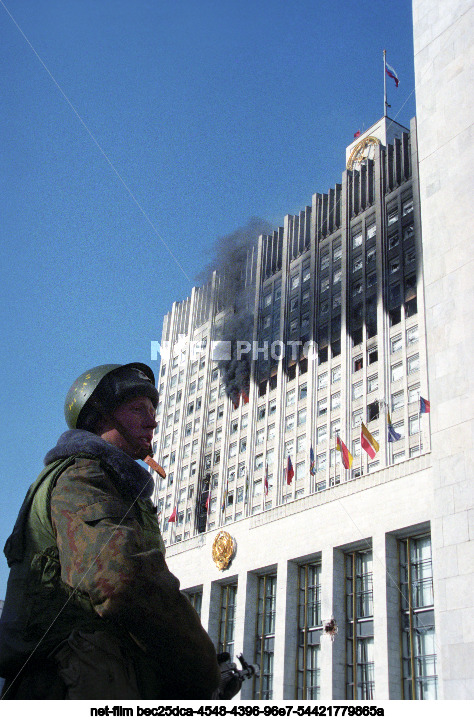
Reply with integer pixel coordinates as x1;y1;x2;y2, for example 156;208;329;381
212;531;235;570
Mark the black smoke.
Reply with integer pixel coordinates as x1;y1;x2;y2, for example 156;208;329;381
196;217;273;401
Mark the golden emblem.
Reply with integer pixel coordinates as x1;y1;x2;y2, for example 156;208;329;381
212;531;235;570
346;135;381;171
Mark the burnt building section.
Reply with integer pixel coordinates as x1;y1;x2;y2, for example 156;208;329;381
152;116;427;545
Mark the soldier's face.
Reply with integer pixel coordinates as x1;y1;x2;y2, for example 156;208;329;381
112;395;157;457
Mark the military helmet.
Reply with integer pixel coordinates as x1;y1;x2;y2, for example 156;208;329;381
64;362;158;430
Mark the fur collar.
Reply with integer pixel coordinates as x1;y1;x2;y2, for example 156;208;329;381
44;430;154;499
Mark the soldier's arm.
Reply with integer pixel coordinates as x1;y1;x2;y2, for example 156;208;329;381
51;457;220;699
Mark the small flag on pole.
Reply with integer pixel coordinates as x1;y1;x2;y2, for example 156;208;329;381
420;397;431;414
385;62;399;87
336;436;353;470
205;494;210;512
168;506;177;523
387;412;401;442
310;445;316;475
286;456;294;485
354;130;361;139
361;422;379;459
264;465;269;496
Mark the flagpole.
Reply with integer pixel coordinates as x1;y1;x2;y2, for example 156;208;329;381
383;49;388;117
418;390;422;454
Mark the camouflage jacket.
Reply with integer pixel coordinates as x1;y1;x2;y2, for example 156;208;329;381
0;430;220;699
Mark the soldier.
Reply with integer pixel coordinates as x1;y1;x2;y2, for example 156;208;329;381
0;363;221;699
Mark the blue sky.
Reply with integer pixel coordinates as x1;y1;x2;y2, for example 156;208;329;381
0;0;416;597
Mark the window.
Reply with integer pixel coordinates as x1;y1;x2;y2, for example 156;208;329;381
320;253;330;271
255;454;264;470
206;431;214;448
409;415;420;436
353;356;363;372
208;409;215;425
194;417;200;432
352;382;363;400
286;389;296;406
392;391;404;411
256;428;265;446
320;277;329;293
317;398;328;416
353;256;363;273
229;442;237;458
367;401;379;423
253;574;276;700
391;335;402;354
217;405;224;419
316;453;326;472
238;461;246;478
189;380;196;395
331;392;341;410
407;326;418;346
408;385;420;404
352;409;363;428
297;434;306;454
218;583;238;659
269;399;277;415
387;208;398;226
290;297;299;313
185;590;202;618
286;414;295;431
352;231;362;248
331;366;341;383
318;372;328;390
330;419;340;438
198;376;204;390
291;274;300;290
267;424;276;441
390;258;400;274
190;461;197;477
239;438;247;454
402;197;414;216
399;535;438;699
391;362;404;382
403;224;414;242
389;233;399;250
333;294;342;309
367;271;376;288
345;550;374;700
367;348;378;365
296;561;322;699
231;419;239;434
298;408;307;426
258;405;266;421
209;387;217;402
333;268;342;284
211;367;219;382
299;383;308;401
285;439;294;456
352;281;363;297
263;292;272;308
408;354;420;374
187;401;194;415
367;375;378;393
366;222;376;240
333;244;342;262
393;451;405;463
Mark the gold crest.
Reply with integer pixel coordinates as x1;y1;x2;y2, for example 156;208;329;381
346;135;381;171
212;531;235;570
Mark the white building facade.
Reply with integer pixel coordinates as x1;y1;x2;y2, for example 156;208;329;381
151;113;445;700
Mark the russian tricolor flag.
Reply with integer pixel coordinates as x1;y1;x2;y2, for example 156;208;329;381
386;62;399;87
420;397;431;414
286;456;294;485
